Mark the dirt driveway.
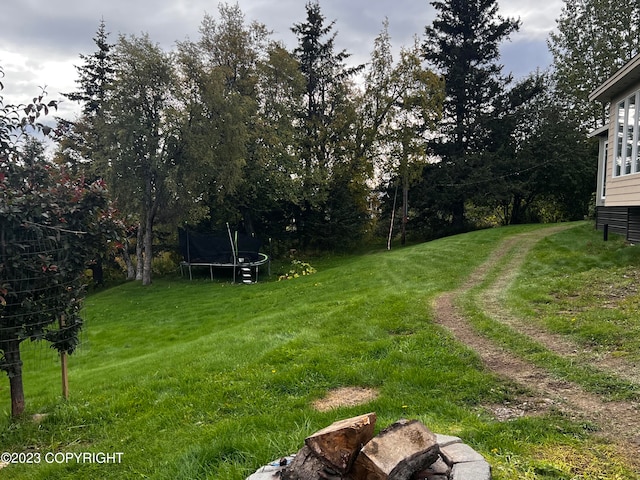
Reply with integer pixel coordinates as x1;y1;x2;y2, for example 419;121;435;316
432;226;640;466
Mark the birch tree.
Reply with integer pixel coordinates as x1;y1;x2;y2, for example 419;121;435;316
549;0;640;129
104;34;178;285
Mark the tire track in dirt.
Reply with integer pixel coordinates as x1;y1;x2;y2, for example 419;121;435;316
432;225;640;456
479;232;640;386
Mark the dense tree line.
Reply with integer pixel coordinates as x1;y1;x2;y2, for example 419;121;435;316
51;0;614;283
2;0;632;415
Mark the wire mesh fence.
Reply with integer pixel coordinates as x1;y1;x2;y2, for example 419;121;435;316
1;222;89;378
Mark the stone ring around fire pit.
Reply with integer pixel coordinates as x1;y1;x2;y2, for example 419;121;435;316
246;413;491;480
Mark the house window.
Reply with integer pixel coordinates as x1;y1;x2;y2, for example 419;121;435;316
614;90;640;177
627;94;636;174
615;100;624;176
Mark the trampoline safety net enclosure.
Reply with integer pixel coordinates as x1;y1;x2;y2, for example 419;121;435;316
178;228;269;283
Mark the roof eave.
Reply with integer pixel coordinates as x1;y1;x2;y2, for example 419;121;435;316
588;124;609;138
589;53;640;103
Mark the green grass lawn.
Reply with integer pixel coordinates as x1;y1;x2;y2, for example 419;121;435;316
511;223;640;359
1;222;638;479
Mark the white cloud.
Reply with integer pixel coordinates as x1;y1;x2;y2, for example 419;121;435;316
499;0;563;40
1;0;563;117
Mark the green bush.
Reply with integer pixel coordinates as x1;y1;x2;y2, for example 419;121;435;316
278;259;317;280
152;251;182;276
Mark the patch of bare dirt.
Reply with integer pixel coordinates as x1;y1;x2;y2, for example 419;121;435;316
486;395;558;422
432;226;640;467
312;387;379;412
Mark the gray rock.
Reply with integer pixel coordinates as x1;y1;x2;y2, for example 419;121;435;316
428;457;451;475
246;456;294;480
413;456;451;479
435;434;462;448
440;442;486;465
451;460;491;480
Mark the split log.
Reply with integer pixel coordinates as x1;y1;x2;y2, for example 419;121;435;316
351;419;440;480
305;412;377;474
281;445;342;480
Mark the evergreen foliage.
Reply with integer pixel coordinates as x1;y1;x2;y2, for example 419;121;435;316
290;1;368;248
422;0;520;230
64;19;115;117
56;19;115;177
12;1;611;267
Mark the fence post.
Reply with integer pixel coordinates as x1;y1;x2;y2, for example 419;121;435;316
59;315;69;400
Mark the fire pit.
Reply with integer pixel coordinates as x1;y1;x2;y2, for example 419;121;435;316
247;413;491;480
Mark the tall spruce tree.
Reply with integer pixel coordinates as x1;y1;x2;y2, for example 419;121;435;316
56;19;115;176
291;1;364;247
64;19;114;117
422;0;519;229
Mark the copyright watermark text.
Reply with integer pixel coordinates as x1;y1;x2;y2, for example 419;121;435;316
1;451;123;465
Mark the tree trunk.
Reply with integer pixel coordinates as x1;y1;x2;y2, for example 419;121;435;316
451;198;465;231
135;223;144;281
510;194;523;225
401;176;409;246
4;339;25;417
305;413;376;474
352;419;439;480
281;446;328;480
242;209;255;237
122;237;136;280
142;211;153;286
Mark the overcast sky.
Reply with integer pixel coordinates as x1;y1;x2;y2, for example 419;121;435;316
1;0;563;119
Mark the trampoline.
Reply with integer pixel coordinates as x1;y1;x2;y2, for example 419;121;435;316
178;228;269;283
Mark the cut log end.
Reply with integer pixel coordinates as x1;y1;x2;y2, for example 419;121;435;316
305;412;377;474
351;419;440;480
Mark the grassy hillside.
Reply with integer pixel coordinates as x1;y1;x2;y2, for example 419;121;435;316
1;222;638;479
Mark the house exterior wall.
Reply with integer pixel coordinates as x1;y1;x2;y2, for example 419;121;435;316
596;206;629;236
595;206;640;243
602;84;640;207
595;134;607;207
590;53;640;243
